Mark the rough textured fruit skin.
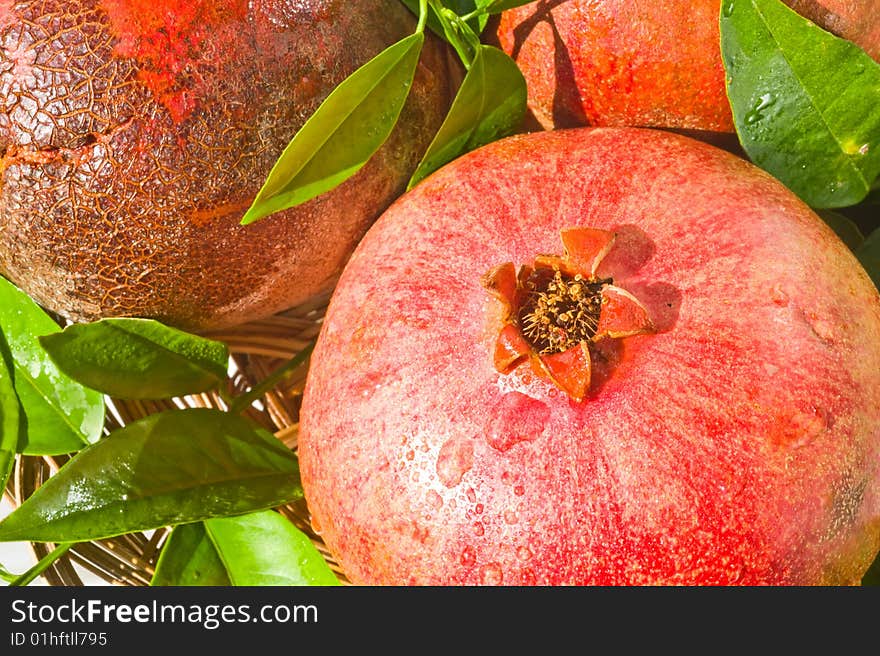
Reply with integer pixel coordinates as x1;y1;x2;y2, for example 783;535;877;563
299;127;880;585
0;0;454;330
493;0;880;132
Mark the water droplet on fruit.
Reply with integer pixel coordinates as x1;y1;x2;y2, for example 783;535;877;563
485;392;549;452
481;563;503;585
520;568;537;585
435;435;474;488
426;490;443;510
460;546;477;567
516;546;532;561
770;285;789;306
473;522;485;536
466;487;477;503
514;485;525;496
310;515;323;535
808;316;835;342
772;407;828;449
504;510;518;524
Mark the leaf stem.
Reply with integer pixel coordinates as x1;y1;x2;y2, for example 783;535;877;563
460;8;481;22
228;341;316;415
9;542;73;586
417;0;428;34
0;560;18;583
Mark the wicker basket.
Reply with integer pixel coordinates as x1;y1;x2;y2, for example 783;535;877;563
2;292;348;586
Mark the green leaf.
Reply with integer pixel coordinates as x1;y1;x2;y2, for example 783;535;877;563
720;0;880;208
240;32;425;225
0;330;19;494
408;45;526;189
856;228;880;289
204;510;340;586
151;522;231;586
0;408;302;543
0;277;104;455
815;209;865;252
39;318;229;400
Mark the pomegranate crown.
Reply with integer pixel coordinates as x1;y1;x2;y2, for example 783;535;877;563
482;227;654;402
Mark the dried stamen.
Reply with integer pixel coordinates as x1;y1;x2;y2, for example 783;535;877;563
517;268;611;354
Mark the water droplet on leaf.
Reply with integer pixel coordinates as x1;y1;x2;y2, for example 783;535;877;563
744;93;775;125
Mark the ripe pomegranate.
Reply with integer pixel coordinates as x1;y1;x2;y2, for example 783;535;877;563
492;0;880;132
0;0;455;331
299;127;880;585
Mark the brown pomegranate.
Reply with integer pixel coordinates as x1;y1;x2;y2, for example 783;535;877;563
493;0;880;132
299;127;880;585
0;0;455;330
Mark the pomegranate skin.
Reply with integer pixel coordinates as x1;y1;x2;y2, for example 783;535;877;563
299;127;880;586
0;0;454;331
493;0;880;132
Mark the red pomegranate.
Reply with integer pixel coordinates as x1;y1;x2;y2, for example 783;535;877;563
0;0;454;330
493;0;880;132
299;127;880;585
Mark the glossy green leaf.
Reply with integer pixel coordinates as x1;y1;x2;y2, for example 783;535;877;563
408;45;526;189
0;277;104;455
241;32;425;225
721;0;880;208
857;228;880;290
816;209;865;252
0;330;20;494
39;318;229;400
151;522;231;586
204;510;340;586
0;408;301;543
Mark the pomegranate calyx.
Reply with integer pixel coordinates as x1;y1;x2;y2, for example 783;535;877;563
560;226;617;276
481;262;519;316
594;285;654;339
494;323;532;372
534;343;592;402
482;227;654;401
